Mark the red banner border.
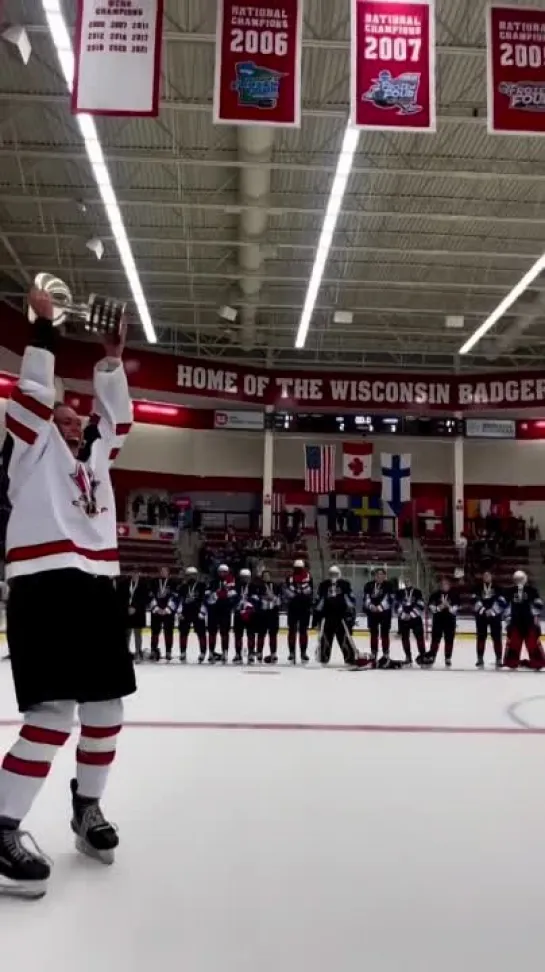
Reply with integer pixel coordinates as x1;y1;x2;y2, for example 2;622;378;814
71;0;164;118
486;3;545;137
212;0;303;128
350;0;437;133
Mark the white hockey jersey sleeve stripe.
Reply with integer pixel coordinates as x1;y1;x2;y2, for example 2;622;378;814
5;346;55;462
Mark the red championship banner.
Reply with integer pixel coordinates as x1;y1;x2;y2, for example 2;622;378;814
72;0;164;117
351;0;436;131
487;5;545;135
213;0;303;127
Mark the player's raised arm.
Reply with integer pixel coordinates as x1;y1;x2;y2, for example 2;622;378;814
91;318;133;465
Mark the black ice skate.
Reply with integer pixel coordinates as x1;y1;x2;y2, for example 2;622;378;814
198;652;206;664
300;653;309;664
0;824;50;899
70;779;118;866
233;654;243;665
179;654;187;664
476;658;484;669
445;659;452;668
248;654;255;665
288;653;296;665
264;654;278;665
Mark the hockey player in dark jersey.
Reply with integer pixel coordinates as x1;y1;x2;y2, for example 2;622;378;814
503;570;545;670
471;570;506;669
233;568;259;665
314;566;356;665
426;577;460;667
395;579;426;666
255;569;282;664
205;563;237;664
149;567;178;662
176;566;207;664
363;568;393;661
285;559;313;664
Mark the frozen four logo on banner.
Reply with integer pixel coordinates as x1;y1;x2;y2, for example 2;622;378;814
351;0;436;131
487;6;545;135
72;0;164;116
213;1;303;127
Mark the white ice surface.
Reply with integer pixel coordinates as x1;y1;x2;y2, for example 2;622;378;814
1;634;545;972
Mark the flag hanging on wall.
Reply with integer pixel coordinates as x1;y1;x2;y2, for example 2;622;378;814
351;0;436;132
213;0;303;127
72;0;164;116
342;442;373;493
487;5;545;135
304;445;336;494
381;453;411;515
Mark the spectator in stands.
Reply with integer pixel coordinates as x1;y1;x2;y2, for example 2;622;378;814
336;510;346;533
456;532;468;570
198;542;215;578
191;506;202;534
528;517;540;543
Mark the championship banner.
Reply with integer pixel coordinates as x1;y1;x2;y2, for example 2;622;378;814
72;0;164;116
213;0;303;127
487;5;545;135
351;0;436;131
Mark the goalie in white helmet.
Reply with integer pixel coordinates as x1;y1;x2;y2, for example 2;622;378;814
503;569;545;670
314;565;356;665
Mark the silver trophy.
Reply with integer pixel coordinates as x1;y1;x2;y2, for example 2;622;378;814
28;273;125;338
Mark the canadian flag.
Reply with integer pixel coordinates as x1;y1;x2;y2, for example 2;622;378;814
342;442;373;492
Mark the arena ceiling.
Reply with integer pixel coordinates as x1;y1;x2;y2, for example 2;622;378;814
1;0;545;372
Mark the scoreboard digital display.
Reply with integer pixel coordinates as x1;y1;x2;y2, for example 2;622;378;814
273;413;464;437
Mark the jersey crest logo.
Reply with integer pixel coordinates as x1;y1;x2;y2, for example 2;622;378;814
362;69;422;115
71;463;106;518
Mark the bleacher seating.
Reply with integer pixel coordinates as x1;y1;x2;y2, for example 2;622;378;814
118;537;179;575
200;529;308;582
330;532;404;565
421;537;530;611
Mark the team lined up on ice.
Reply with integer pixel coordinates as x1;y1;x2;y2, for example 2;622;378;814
121;562;545;671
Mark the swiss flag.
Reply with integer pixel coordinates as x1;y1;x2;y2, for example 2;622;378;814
342;442;373;493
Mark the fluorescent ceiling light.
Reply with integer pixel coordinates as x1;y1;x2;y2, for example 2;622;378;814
459;252;545;356
40;1;156;344
295;124;359;349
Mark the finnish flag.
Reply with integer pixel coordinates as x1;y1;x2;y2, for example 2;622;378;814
381;454;411;516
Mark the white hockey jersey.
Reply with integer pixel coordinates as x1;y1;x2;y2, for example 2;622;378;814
4;342;132;580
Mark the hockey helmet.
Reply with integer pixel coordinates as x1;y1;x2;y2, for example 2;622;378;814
185;566;198;576
239;568;251;579
218;563;229;574
328;565;341;579
293;559;305;569
513;569;528;585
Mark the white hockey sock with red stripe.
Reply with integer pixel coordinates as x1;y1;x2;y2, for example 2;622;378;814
76;699;123;800
0;701;74;824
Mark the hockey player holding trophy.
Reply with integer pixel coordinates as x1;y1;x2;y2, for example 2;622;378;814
255;569;282;664
314;565;357;665
0;282;135;898
426;577;460;667
395;579;426;666
233;568;259;664
471;569;506;669
363;568;393;662
285;559;314;664
503;570;545;670
176;566;207;664
205;563;237;664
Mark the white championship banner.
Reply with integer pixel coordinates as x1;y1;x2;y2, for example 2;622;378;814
72;0;164;117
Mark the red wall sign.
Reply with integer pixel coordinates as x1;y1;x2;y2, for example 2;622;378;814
213;0;303;127
351;0;436;131
72;0;164;117
487;5;545;135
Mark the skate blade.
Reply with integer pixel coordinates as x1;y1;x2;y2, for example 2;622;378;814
0;874;47;899
75;836;115;866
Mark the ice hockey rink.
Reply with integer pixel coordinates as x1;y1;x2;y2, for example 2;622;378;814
2;631;545;972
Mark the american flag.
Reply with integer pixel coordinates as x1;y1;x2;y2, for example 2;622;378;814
304;444;336;494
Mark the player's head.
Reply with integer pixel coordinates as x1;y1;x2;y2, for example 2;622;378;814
185;566;198;578
440;575;451;591
218;563;229;576
328;565;341;580
375;568;386;583
482;569;493;584
239;568;251;580
261;569;271;583
293;559;305;570
513;569;527;586
160;565;170;578
53;403;83;457
130;568;139;581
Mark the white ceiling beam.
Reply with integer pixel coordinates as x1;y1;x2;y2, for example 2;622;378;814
0;91;487;126
0;228;541;262
1;191;544;226
2;144;544;184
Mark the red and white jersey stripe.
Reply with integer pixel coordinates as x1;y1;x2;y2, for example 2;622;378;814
5;345;132;580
